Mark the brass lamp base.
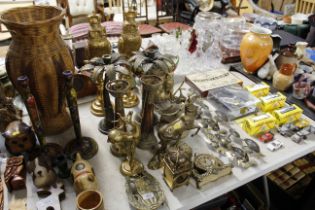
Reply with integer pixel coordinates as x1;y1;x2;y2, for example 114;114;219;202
64;137;98;160
122;91;139;108
90;99;105;117
121;159;144;177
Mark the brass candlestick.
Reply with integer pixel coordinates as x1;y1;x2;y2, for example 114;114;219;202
138;75;163;150
106;80;129;126
90;66;105;117
63;71;98;160
120;73;139;108
98;68;115;134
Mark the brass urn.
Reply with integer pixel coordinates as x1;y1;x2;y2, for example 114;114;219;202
88;13;111;59
118;11;142;57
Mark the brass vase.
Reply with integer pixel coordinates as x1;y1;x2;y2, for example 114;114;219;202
138;75;163;150
118;11;142;57
0;6;73;135
88;13;111;59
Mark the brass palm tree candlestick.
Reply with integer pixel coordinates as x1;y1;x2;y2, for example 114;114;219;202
98;65;115;134
110;53;139;108
98;67;115;134
120;72;139;108
63;71;98;160
138;75;163;150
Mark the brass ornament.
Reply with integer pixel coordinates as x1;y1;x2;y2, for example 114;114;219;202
120;73;139;108
90;66;106;117
163;143;192;191
108;111;144;176
118;11;142;57
109;53;139;108
148;96;200;169
126;171;165;210
88;13;111;59
106;79;129;125
129;44;178;102
98;57;115;134
138;75;163;150
192;154;232;189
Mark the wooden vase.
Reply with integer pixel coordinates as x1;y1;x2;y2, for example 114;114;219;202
0;6;73;135
240;26;273;74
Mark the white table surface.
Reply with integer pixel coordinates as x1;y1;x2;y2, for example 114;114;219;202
1;71;315;210
1;36;315;209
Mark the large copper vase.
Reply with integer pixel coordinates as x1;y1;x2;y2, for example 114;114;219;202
0;6;73;135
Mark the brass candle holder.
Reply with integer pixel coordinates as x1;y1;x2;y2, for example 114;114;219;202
90;66;105;117
120;73;139;108
106;79;129;125
138;75;163;150
63;71;98;160
98;68;115;135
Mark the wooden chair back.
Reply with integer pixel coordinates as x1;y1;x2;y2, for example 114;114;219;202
295;0;315;14
122;0;149;23
108;0;122;10
156;0;178;25
58;0;98;27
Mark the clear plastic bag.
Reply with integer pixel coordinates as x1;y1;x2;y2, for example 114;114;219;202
207;85;260;120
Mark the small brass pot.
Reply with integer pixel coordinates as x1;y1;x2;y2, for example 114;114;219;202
76;190;104;210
